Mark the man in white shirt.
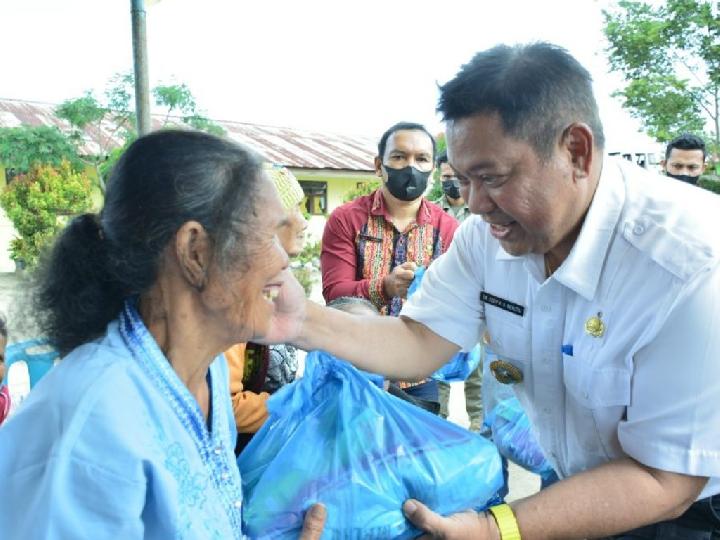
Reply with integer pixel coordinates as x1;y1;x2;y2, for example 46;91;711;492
272;42;720;539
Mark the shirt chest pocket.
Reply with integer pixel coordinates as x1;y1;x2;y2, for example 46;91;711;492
563;355;630;407
563;354;631;460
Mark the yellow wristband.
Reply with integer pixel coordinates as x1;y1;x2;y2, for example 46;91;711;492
488;504;521;540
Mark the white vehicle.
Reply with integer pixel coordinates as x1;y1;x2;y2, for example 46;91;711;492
607;149;663;172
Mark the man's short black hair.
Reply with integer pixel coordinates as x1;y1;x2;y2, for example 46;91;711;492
436;151;448;167
437;42;605;159
377;122;436;162
665;133;706;160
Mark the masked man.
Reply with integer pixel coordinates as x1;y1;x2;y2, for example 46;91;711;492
661;133;706;185
321;122;458;409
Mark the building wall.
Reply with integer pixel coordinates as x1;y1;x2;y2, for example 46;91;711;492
292;168;377;244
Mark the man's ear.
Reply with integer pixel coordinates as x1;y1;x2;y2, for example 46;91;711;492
660;159;667;172
174;220;212;291
374;156;384;179
562;123;594;179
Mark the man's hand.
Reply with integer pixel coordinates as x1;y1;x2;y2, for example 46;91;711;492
299;504;327;539
383;261;418;299
256;268;307;345
403;499;498;540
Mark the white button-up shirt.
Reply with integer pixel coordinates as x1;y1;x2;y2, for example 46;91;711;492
402;158;720;499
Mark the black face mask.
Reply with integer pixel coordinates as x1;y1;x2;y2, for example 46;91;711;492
383;165;431;201
441;179;461;200
666;172;700;185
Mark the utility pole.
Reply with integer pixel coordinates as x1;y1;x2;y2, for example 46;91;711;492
131;0;151;135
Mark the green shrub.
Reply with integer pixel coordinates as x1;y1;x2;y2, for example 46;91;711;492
343;180;380;203
699;176;720;194
292;239;321;297
0;161;92;267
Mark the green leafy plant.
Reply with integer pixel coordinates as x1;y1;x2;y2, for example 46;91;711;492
699;176;720;194
603;0;719;156
56;73;225;192
292;240;321;296
0;161;92;267
343;180;380;203
0;125;83;174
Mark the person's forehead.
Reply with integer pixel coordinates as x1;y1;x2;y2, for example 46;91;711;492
446;113;525;169
439;162;455;173
386;130;433;153
668;148;704;163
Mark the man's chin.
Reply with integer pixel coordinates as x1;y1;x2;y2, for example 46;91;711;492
499;239;531;257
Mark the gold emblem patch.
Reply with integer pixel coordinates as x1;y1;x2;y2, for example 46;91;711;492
489;360;523;384
585;312;605;338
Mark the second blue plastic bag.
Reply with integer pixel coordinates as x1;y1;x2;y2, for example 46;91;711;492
238;351;503;539
484;396;556;480
407;267;481;382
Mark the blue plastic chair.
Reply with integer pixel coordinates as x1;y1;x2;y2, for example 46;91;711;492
2;338;59;388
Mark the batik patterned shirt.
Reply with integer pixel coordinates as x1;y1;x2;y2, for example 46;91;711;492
321;189;458;316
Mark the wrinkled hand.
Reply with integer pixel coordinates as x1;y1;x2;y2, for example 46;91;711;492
257;268;307;345
299;504;327;540
403;499;497;540
383;261;418;299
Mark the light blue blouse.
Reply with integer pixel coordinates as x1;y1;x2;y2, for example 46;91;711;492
0;303;244;540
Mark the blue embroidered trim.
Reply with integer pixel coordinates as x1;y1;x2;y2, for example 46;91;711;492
118;300;244;539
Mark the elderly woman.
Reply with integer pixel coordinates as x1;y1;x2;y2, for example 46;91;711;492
225;165;308;442
0;130;325;539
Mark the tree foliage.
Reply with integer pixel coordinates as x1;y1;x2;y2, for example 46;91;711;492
603;0;719;153
0;125;82;174
342;180;380;203
153;83;225;136
55;73;225;190
0;161;92;266
428;132;447;202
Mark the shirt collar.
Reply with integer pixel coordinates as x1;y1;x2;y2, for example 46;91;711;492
554;160;625;301
439;195;467;211
370;189;433;226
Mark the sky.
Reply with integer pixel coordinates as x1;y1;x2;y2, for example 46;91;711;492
1;0;662;151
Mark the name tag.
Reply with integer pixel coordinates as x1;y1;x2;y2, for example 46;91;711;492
480;291;525;317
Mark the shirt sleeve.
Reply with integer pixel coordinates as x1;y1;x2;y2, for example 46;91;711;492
618;262;720;480
320;209;375;303
400;218;486;351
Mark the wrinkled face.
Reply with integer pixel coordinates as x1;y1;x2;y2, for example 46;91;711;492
663;149;704;177
447;113;580;257
203;177;289;343
375;129;434;179
277;203;307;258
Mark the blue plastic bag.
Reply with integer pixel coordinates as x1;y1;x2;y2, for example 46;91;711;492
484;396;555;480
238;351;503;539
407;267;481;382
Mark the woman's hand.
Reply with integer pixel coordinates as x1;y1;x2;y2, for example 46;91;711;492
298;504;327;539
403;500;499;540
